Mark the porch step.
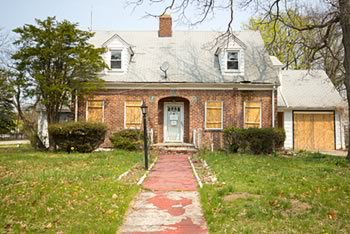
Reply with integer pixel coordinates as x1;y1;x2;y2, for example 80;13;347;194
152;143;198;154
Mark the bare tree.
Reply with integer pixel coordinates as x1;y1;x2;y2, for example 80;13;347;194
127;0;350;160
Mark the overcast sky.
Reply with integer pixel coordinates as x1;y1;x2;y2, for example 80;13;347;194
0;0;255;33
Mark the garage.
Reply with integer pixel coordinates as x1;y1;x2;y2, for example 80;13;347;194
294;112;335;151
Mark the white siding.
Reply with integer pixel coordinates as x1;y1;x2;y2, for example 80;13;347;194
103;36;131;73
283;111;293;149
335;111;345;149
218;46;245;76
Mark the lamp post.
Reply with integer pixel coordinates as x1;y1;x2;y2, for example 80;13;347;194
141;101;148;170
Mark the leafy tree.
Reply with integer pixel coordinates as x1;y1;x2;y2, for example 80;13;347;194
244;12;313;70
12;17;107;147
0;69;16;134
245;11;344;88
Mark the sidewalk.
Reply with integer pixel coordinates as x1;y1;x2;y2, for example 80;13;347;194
119;154;208;234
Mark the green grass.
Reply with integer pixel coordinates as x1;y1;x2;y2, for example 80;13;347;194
0;146;143;233
200;151;350;233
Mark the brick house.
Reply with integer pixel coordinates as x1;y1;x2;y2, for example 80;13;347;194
77;15;282;150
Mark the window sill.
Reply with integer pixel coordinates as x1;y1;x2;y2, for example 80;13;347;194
224;70;241;73
204;128;223;132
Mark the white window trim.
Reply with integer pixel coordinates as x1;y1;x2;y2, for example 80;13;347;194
243;101;262;128
124;101;142;129
225;50;241;73
86;100;105;123
110;48;123;71
204;101;224;130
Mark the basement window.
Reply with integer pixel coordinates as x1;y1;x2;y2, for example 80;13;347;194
111;50;122;70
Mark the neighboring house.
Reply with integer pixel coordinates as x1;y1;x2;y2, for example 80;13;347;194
37;105;74;147
277;70;346;151
77;15;280;149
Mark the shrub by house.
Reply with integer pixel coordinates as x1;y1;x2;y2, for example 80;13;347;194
49;122;107;153
110;129;144;151
224;127;286;154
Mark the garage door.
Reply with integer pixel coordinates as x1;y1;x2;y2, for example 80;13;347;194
294;112;335;151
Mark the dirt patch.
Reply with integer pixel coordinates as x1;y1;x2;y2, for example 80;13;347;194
287;199;312;214
223;192;261;202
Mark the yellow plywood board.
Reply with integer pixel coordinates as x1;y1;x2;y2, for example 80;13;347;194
294;113;334;151
125;101;142;128
87;100;103;122
245;101;260;128
206;101;222;129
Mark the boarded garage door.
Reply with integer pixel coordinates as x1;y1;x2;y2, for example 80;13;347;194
294;112;335;151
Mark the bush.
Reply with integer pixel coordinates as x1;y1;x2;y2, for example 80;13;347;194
224;127;286;154
49;122;107;153
110;129;144;151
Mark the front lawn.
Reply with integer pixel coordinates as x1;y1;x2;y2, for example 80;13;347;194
200;151;350;233
0;146;143;233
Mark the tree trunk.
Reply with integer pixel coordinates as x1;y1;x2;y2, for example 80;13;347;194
339;0;350;161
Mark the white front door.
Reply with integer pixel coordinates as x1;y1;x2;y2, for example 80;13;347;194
164;103;184;142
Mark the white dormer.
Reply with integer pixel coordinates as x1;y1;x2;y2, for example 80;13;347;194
215;35;246;76
102;34;134;74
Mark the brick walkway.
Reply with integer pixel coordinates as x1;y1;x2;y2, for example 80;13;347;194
119;154;208;234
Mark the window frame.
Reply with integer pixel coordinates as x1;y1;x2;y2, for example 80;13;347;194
86;100;105;123
204;101;224;130
124;100;142;129
243;101;262;128
226;50;240;72
110;49;122;70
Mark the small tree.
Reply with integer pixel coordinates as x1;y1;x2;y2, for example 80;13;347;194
12;17;107;148
0;69;16;134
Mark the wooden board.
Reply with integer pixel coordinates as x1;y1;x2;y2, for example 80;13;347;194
206;101;222;129
294;112;334;151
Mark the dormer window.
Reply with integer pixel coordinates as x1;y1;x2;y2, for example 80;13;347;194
111;50;122;70
227;51;239;70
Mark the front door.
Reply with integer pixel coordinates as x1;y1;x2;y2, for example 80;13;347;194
164;103;184;142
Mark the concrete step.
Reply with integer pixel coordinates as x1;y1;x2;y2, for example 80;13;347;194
152;143;198;154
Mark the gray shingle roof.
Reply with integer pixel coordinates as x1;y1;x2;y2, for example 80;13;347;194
90;30;279;84
278;70;344;109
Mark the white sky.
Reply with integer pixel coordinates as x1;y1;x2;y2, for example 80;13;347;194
0;0;255;33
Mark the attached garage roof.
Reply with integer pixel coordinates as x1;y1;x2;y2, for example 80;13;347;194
278;70;345;109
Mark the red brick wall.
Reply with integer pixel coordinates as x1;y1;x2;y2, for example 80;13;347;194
159;15;172;37
78;89;275;149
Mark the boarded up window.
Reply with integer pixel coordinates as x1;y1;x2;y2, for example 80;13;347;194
244;101;261;128
205;101;223;129
87;100;104;123
125;101;142;129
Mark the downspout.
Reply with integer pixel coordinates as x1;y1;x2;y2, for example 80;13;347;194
272;84;276;128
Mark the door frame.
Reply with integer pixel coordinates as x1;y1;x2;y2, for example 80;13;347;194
163;102;184;143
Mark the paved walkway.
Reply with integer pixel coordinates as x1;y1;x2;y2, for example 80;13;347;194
119;154;208;234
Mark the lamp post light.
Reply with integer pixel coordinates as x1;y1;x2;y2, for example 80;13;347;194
141;101;148;170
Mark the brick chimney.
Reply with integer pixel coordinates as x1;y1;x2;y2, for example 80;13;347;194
159;14;172;37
